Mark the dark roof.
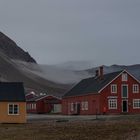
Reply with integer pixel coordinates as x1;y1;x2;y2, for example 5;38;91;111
27;95;46;102
0;82;25;102
27;95;61;102
63;71;123;97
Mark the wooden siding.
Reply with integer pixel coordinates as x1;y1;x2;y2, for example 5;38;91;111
0;102;26;123
62;94;100;115
100;72;140;114
62;71;140;115
27;96;62;114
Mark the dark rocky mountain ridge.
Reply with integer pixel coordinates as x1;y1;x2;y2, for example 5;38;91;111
0;32;36;63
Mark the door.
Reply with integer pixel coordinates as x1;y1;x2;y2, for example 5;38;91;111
76;103;80;115
73;103;80;115
53;104;62;113
122;100;128;112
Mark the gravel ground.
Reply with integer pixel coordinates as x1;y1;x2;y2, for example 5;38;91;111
0;114;140;140
27;114;140;123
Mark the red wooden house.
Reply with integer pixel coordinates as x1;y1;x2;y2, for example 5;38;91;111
27;95;62;114
62;66;140;115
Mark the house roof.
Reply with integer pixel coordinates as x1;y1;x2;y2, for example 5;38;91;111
27;95;46;101
0;82;25;102
63;70;123;98
27;95;61;102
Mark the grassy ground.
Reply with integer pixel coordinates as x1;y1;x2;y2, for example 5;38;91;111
0;119;140;140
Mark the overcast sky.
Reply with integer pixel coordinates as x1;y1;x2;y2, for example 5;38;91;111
0;0;140;65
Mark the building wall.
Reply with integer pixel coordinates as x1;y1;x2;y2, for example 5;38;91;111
27;96;61;114
27;101;46;113
0;102;26;123
100;72;140;114
26;102;37;113
52;104;62;113
62;94;100;115
62;72;140;115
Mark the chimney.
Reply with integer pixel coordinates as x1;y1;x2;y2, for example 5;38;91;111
95;70;99;77
99;66;104;80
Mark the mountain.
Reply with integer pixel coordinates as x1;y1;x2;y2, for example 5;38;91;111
86;64;140;80
56;61;96;70
0;32;36;63
0;32;69;96
16;61;140;85
14;61;90;84
1;31;140;96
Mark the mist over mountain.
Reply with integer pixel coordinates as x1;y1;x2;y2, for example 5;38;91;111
56;61;96;70
14;61;90;84
0;31;140;96
16;60;140;84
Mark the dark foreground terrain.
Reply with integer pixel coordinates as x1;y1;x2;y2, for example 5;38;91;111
1;115;140;140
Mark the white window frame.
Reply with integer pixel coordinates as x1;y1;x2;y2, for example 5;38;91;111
133;99;140;109
31;104;34;109
70;103;74;111
81;102;85;110
122;73;128;81
111;84;117;93
133;84;139;93
81;101;88;111
8;104;19;115
34;103;36;110
85;101;88;110
108;99;117;109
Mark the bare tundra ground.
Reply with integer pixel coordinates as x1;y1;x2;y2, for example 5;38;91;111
1;115;140;140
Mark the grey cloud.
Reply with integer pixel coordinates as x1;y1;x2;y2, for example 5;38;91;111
0;0;140;65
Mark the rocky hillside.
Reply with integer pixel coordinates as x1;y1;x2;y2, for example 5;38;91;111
0;32;69;96
0;32;36;63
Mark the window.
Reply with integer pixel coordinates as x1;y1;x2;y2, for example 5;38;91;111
81;102;85;110
122;73;128;81
70;103;74;111
111;84;117;93
81;101;88;110
29;104;32;110
27;104;30;110
8;104;19;115
108;99;117;109
133;84;139;93
31;104;34;109
85;101;88;110
30;103;36;110
122;85;128;98
133;99;140;109
33;104;36;110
